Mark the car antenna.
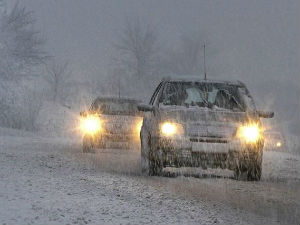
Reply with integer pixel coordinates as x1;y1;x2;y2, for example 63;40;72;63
118;75;121;98
203;42;207;80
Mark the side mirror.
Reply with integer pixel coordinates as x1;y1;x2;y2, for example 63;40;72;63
257;110;274;118
137;104;154;112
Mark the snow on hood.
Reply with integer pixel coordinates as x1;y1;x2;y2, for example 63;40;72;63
159;105;247;124
100;114;142;133
158;105;248;138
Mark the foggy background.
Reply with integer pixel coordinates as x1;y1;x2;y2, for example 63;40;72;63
1;0;299;147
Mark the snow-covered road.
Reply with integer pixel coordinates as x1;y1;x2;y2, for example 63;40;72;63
0;129;299;225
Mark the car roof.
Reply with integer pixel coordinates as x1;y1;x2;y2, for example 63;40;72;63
161;76;245;87
94;97;140;103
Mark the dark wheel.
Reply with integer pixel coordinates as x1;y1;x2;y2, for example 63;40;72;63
234;150;263;181
141;130;162;176
82;135;95;153
98;139;106;149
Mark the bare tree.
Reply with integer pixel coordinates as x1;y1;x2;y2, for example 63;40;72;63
114;19;160;80
0;3;48;80
45;60;71;103
0;3;48;131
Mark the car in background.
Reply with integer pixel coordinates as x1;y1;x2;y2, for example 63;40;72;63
263;131;285;151
79;97;143;153
138;77;274;181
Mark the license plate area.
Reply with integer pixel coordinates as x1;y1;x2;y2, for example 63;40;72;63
105;134;130;142
106;141;130;149
192;142;229;153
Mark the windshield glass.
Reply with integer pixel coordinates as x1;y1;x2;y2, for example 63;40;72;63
160;82;244;111
90;99;139;115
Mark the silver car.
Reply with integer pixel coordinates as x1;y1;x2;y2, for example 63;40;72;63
138;77;274;181
80;97;143;152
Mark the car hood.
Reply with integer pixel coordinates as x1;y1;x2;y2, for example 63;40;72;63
159;106;249;138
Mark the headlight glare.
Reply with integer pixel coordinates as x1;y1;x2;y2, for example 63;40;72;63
276;142;282;147
136;118;143;134
237;124;261;143
160;122;184;137
80;115;101;134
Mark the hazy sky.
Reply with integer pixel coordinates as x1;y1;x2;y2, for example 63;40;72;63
12;0;300;134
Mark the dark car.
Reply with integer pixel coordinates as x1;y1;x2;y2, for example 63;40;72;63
138;77;274;181
79;97;143;152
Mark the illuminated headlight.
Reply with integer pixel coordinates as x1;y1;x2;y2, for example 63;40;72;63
136;119;143;134
160;122;184;137
276;142;282;147
80;115;102;135
237;124;261;143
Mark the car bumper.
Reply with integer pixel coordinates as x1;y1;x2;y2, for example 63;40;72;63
155;137;263;170
84;133;140;149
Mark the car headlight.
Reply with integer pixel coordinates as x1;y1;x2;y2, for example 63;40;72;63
80;115;102;135
136;118;143;134
236;123;261;143
160;122;184;137
276;141;282;147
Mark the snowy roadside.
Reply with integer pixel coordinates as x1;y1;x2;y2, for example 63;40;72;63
0;128;299;224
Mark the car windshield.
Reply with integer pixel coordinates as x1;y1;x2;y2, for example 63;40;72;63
160;82;244;111
90;99;139;115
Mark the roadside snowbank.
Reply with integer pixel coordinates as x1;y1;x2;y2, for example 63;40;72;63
35;101;80;137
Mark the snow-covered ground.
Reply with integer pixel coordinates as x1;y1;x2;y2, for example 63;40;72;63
0;128;299;225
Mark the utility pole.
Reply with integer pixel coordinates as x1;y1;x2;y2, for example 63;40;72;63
203;43;207;80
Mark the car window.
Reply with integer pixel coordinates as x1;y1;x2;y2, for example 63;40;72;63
185;87;205;104
91;100;140;115
238;87;256;112
159;82;245;111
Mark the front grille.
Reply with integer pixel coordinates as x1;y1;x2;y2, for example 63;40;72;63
103;133;132;141
187;126;207;137
104;123;132;134
190;137;229;143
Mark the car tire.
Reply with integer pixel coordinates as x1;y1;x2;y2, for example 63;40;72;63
98;139;106;149
141;130;162;176
234;151;262;181
82;135;95;153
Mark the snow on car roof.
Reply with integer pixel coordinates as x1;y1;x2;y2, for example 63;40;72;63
162;76;244;86
94;96;141;103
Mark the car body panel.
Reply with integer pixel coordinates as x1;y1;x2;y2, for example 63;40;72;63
141;77;265;172
82;97;143;149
